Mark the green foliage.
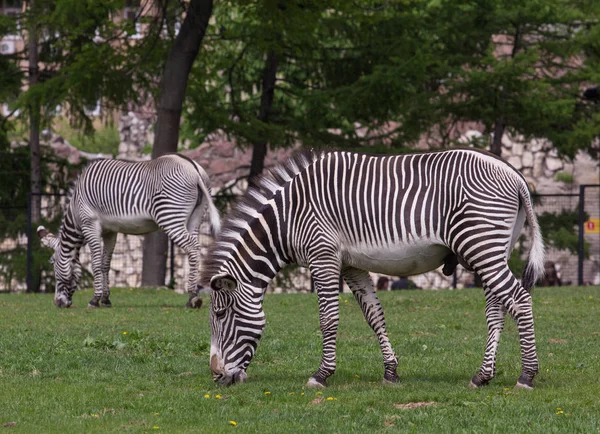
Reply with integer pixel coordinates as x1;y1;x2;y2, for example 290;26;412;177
507;237;526;278
0;287;600;431
538;208;590;257
0;132;85;292
14;0;179;133
54;119;120;156
183;0;600;159
555;172;575;184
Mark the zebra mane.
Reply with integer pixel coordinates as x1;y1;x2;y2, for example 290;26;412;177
56;158;108;239
201;150;320;286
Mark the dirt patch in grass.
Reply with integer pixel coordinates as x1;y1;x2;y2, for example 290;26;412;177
394;401;437;410
548;338;567;344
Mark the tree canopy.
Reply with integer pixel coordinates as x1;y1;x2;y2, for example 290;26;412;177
182;0;600;160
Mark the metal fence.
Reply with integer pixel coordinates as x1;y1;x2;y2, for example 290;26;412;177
0;186;598;293
532;185;600;287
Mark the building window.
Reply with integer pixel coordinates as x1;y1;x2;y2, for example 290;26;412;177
1;0;22;16
123;0;141;21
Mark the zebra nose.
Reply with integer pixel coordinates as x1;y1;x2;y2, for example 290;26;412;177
54;295;72;308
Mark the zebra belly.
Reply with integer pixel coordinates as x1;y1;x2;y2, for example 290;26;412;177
344;241;451;276
100;216;159;235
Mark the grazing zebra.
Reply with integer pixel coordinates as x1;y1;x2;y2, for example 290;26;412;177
203;149;545;389
38;154;221;309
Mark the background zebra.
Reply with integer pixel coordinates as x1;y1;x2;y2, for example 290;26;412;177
203;149;545;389
39;154;220;309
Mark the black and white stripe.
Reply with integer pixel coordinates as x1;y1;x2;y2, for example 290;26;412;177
39;154;220;308
203;149;544;389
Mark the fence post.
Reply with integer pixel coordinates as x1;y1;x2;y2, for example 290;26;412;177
577;185;585;286
26;193;33;292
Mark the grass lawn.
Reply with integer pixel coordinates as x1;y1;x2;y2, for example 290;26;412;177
0;285;599;433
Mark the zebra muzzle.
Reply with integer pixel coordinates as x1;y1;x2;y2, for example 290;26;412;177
54;295;72;308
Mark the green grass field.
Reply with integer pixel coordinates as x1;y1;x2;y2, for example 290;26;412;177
1;286;599;433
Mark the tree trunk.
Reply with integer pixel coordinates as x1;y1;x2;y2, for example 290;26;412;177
490;118;505;157
489;26;519;159
28;0;41;292
141;0;213;289
248;49;278;187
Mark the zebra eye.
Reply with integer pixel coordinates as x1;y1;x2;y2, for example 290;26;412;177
214;308;227;319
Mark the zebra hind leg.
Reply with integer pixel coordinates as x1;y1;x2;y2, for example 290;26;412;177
163;225;203;309
469;294;506;388
343;267;400;384
476;263;539;390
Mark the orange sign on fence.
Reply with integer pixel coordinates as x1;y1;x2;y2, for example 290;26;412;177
585;218;600;234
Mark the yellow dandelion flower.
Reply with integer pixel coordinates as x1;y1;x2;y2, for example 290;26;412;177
589;296;593;299
215;394;222;399
123;332;127;335
153;426;160;430
327;397;336;401
503;388;510;392
154;412;159;416
289;392;295;395
91;413;99;418
316;391;322;395
301;392;305;396
229;420;237;426
264;391;271;395
204;394;210;399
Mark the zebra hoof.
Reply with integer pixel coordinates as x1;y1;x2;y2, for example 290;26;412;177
468;374;490;389
383;373;401;384
88;298;100;308
514;382;534;390
515;374;534;390
186;296;203;309
306;376;327;388
101;299;112;308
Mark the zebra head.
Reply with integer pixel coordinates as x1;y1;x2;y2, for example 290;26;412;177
209;273;266;386
37;226;75;308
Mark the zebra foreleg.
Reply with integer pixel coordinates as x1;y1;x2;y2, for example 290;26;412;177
82;223;105;308
343;267;399;384
306;266;342;388
469;293;506;388
99;232;117;308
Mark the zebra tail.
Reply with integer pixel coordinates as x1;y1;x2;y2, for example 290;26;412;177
192;161;221;237
520;185;545;293
205;197;221;237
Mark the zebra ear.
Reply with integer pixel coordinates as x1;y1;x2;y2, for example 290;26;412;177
210;274;237;292
37;226;60;251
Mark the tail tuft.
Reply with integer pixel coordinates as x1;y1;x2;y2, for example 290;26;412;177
207;200;221;236
520;185;545;293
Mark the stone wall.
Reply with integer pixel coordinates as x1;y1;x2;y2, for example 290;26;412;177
29;114;600;293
